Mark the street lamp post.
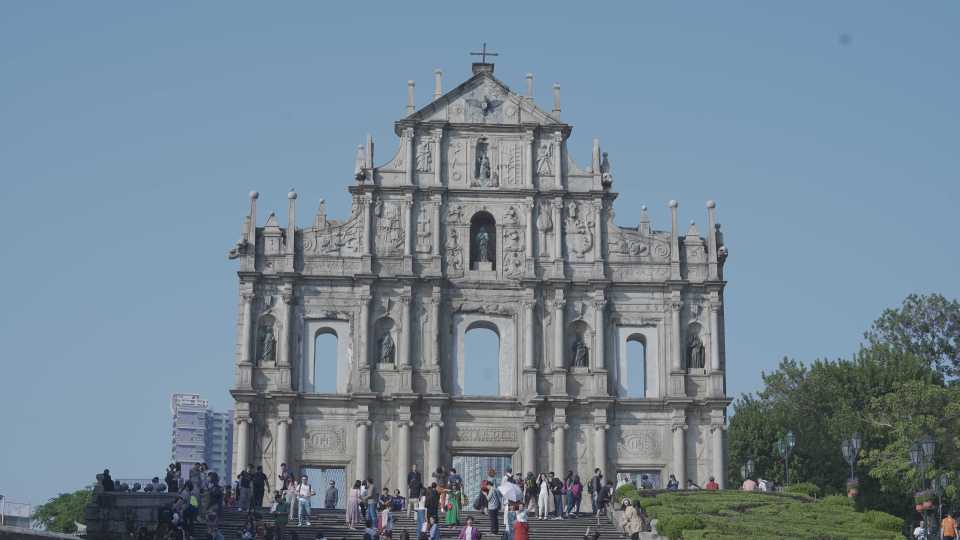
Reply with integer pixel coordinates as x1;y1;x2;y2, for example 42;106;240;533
841;432;862;481
909;435;937;537
776;431;797;486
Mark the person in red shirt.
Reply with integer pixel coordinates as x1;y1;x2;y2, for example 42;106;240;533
704;477;720;491
513;510;529;540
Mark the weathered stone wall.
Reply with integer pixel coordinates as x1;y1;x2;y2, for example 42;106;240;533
83;493;177;540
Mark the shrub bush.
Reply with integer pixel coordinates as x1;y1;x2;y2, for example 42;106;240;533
784;482;820;498
820;494;854;507
615;484;638;502
863;510;903;532
656;514;706;539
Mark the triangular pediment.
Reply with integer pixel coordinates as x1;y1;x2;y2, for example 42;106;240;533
404;71;563;127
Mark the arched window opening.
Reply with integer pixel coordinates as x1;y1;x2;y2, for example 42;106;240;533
469;212;497;270
463;324;500;396
313;330;338;393
626;335;646;398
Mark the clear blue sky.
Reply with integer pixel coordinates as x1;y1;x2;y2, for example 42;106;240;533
1;2;957;505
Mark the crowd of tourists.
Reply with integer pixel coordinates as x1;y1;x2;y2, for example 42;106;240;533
98;462;688;540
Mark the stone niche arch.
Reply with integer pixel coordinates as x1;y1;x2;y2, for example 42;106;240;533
301;319;352;394
374;317;397;366
567;319;592;369
256;314;278;365
615;325;661;398
451;313;516;397
469;211;497;270
686;322;705;370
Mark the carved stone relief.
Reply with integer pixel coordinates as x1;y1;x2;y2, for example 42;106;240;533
416;138;432;173
304;425;347;457
536;142;553;176
503;229;524;279
565;202;594;259
445;229;464;273
416;206;432;253
374;200;404;255
617;429;663;459
302;199;362;257
448;141;465;183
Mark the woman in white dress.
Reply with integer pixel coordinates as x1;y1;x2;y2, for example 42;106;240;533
536;474;550;520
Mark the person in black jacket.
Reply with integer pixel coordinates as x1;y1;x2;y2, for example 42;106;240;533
101;469;115;491
424;483;439;524
407;464;422;518
548;472;564;519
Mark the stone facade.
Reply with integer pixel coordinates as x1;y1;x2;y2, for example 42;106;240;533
228;62;731;496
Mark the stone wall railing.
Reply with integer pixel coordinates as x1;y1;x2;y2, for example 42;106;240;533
83;493;177;540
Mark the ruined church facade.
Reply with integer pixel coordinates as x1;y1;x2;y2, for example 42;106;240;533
229;62;731;497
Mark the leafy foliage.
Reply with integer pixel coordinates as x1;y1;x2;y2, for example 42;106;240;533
616;490;902;540
33;488;92;533
727;293;960;521
865;293;960;378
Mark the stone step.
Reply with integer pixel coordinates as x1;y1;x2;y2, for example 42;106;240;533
201;509;621;540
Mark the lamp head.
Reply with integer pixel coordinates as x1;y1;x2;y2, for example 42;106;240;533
851;432;862;453
786;431;797;449
920;435;936;461
909;443;922;467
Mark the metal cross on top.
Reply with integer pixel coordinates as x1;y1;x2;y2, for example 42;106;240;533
470;42;499;64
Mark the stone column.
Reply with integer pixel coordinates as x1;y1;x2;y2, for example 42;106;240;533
552;131;563;189
709;303;721;371
553;423;568;474
239;289;254;366
362;195;373;256
671;422;687;487
359;295;372;369
670;300;683;371
594;424;609;473
552;199;563;260
523;423;538;472
397;420;412;491
278;286;294;367
404;128;415;186
669;200;680;280
430;290;441;367
592;200;603;260
356;420;371;481
593;296;606;371
403;199;413;257
711;424;726;489
524;300;535;370
276;418;291;471
432;129;443;186
399;294;412;368
427;421;444;476
524;130;534;187
431;201;441;257
525;200;534;260
553;291;566;370
236;417;251;475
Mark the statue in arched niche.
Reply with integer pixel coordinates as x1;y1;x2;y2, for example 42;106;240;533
687;333;705;369
476;226;491;263
380;332;396;364
572;335;589;368
260;325;276;363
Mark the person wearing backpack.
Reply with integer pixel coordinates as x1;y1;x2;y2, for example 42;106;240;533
486;484;502;535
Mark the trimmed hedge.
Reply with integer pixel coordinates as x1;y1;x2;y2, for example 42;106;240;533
614;489;901;540
784;482;820;498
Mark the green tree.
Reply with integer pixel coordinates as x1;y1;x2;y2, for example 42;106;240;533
865;293;960;378
33;489;92;533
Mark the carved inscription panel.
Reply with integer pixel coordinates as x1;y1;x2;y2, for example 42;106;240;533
304;426;347;457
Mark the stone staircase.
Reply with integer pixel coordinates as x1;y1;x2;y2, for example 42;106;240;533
203;508;623;540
